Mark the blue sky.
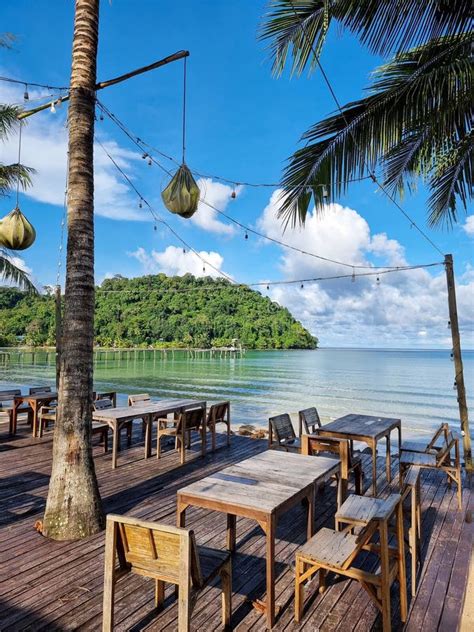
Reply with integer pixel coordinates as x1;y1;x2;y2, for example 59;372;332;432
1;0;473;348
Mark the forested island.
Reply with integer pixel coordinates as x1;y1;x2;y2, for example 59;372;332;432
0;274;317;350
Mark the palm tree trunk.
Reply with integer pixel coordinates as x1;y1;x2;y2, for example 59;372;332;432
43;0;103;540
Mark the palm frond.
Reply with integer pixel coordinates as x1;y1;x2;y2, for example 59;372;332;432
0;105;22;137
260;1;472;76
0;250;37;293
277;35;473;226
0;164;34;197
428;132;473;228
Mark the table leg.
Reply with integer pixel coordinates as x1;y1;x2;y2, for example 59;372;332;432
372;440;378;496
32;401;39;438
11;399;20;435
307;488;315;539
112;422;118;469
265;515;276;628
177;499;187;528
386;434;392;483
144;415;151;459
226;514;236;552
201;418;206;458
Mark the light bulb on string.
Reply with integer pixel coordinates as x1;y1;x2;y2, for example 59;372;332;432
23;84;29;101
351;268;356;283
376;275;380;284
453;380;457;390
447;320;451;329
50;101;56;114
450;350;454;361
148;158;152;166
138;199;143;208
202;265;206;274
153;224;157;231
142;153;148;160
266;285;269;291
300;283;304;289
244;231;248;240
231;188;236;199
182;248;186;254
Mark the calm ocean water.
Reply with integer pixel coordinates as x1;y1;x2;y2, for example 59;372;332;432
1;348;473;442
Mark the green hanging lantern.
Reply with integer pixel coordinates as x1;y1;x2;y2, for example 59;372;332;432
161;164;200;219
0;206;36;250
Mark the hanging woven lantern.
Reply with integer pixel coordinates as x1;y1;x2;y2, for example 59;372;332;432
161;164;200;219
0;207;36;250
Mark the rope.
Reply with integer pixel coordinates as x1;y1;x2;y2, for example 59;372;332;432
182;56;187;163
15;121;22;207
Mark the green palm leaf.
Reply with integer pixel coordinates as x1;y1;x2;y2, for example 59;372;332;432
0;250;37;293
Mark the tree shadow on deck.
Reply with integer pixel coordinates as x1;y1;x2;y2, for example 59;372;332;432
0;598;64;632
0;471;49;527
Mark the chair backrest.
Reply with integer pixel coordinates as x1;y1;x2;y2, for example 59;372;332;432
301;433;353;475
208;401;229;424
128;393;150;406
176;408;205;433
298;407;322;435
437;431;458;465
269;413;297;444
93;398;114;411
107;513;202;587
95;391;117;406
0;389;21;408
29;386;52;395
427;423;450;451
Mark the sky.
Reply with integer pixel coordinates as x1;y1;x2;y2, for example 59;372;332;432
0;0;473;349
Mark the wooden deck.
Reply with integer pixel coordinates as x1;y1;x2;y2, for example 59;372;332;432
0;421;472;631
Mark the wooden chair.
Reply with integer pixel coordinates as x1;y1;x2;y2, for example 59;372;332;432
401;423;450;454
298;407;322;436
0;389;33;434
102;513;232;632
38;404;109;450
94;398;132;451
268;413;301;452
29;386;52;395
95;391;117;407
157;408;206;465
301;433;363;506
207;401;231;451
400;431;462;509
296;494;407;632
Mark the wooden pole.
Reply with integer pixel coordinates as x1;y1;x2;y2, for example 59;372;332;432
18;50;189;120
55;284;62;390
445;254;472;471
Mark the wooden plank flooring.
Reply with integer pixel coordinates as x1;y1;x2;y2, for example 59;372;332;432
0;420;472;631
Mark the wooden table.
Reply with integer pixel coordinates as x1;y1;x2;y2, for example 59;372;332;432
177;450;340;628
93;398;206;468
11;392;58;438
317;414;402;496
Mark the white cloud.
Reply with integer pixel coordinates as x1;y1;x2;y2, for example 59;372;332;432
188;178;237;235
257;191;474;347
1;82;147;221
463;215;474;237
128;245;226;278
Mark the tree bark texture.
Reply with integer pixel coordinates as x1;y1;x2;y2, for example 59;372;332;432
43;0;104;540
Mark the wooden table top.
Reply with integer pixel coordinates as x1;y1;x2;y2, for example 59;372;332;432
92;398;206;422
15;392;58;402
319;413;401;440
177;450;340;515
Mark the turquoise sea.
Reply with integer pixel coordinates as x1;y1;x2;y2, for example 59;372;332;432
1;347;473;442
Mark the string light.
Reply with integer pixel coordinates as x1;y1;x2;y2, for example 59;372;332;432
142;153;148;160
450;350;454;361
351;268;356;283
50;101;56;113
244;231;248;240
453;380;457;390
23;85;29;101
231;189;236;199
147;157;152;166
266;285;270;290
138;199;143;208
376;275;380;284
300;283;304;289
448;320;451;329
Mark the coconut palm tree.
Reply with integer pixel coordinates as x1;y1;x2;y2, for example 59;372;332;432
42;0;104;540
261;0;473;228
0;104;36;291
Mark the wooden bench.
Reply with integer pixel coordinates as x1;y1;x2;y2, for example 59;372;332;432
296;494;407;632
102;514;232;631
